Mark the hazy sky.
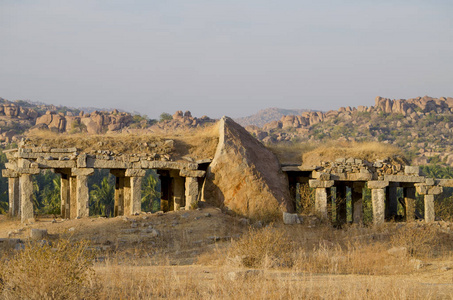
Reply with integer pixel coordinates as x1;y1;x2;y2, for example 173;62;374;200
1;1;452;119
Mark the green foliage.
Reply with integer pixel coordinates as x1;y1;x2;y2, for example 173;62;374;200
141;170;161;212
159;112;173;122
90;176;115;217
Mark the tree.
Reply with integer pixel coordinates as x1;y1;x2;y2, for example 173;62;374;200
159;112;173;122
141;172;160;212
90;176;115;217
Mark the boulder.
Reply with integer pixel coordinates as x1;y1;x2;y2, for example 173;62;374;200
283;212;301;224
202;117;293;220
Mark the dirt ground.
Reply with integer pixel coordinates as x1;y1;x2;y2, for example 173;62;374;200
1;207;453;298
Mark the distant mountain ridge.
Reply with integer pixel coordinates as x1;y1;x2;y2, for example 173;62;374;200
234;108;312;127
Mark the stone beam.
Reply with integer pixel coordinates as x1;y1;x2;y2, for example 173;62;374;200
309;180;335;188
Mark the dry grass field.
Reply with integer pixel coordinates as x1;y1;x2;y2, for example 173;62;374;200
0;207;452;299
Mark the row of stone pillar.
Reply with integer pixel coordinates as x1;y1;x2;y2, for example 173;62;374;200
310;180;441;225
3;167;201;223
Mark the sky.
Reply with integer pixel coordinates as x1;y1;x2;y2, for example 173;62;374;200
1;0;452;119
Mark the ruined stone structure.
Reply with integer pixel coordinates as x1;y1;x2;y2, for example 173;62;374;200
1;117;451;224
284;158;452;225
2;145;207;223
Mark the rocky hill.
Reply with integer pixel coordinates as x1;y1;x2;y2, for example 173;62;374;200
247;96;453;166
234;108;311;127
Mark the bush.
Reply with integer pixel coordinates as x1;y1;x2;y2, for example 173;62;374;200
0;239;98;300
227;226;294;268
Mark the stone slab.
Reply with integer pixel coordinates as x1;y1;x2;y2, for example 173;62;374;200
125;169;146;177
384;175;426;183
309;180;335;188
71;168;94;176
179;169;206;177
1;169;18;178
50;148;77;153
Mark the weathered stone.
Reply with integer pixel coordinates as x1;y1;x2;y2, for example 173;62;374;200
309;180;335;188
315;188;328;219
50;148;77;153
2;169;18;178
424;194;435;222
371;188;385;226
405;166;420;175
20;174;34;223
77;153;87;168
283;212;301;224
185;177;199;210
384;175;425;183
130;176;142;215
202;117;293;219
367;181;389;189
71;168;94;176
179;169;205;177
30;228;48;240
125;169;146;177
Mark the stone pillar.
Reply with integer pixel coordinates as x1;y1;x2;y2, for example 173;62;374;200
352;182;364;224
114;176;125;216
315;188;328;219
185;177;199;210
309;180;334;220
404;186;416;221
368;181;389;226
170;170;185;210
424;194;435;223
60;174;70;219
69;176;78;219
415;184;442;223
8;177;20;217
20;174;34;223
72;168;93;218
386;183;399;219
125;169;146;215
130;176;143;214
2;169;20;217
336;183;347;225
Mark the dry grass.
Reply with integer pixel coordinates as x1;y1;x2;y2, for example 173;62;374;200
1;212;452;299
266;142;316;164
302;141;403;167
0;239;98;300
24;123;219;160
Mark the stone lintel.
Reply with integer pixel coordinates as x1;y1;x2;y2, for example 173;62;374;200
125;169;146;177
87;157;131;169
367;180;389;189
347;173;373;181
50;147;77;153
436;179;453;187
71;168;94;176
383;175;426;183
179;169;206;178
309;179;335;188
36;158;76;169
196;159;212;164
140;160;198;170
17;168;40;175
2;169;18;177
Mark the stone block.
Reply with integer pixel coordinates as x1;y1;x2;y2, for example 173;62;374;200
17;168;40;175
30;229;48;240
283;212;301;225
312;171;330;180
384;175;425;183
425;178;435;185
77;153;87;168
405;166;420;175
367;181;389;189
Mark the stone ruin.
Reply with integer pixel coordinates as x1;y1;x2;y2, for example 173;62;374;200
1;117;452;225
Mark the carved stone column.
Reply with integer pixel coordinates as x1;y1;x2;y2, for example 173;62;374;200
368;181;389;226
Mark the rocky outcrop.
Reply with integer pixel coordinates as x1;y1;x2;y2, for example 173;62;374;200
202;117;293;220
151;110;215;131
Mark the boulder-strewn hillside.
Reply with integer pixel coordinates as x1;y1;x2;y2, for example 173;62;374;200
247;96;453;166
234;108;311;127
